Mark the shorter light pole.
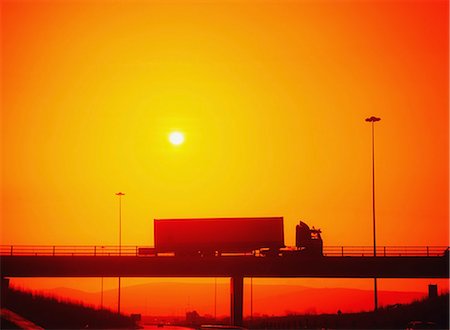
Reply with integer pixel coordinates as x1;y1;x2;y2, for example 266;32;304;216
115;192;125;315
100;277;104;309
116;192;125;256
214;278;217;320
250;277;253;321
100;246;104;310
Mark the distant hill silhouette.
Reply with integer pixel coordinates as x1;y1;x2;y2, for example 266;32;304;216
31;282;428;316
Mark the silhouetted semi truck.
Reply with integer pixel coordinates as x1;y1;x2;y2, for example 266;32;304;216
140;217;323;257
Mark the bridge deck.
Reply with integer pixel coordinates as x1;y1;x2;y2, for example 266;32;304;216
2;247;447;329
1;255;448;278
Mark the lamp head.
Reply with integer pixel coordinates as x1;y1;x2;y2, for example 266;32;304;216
365;116;381;122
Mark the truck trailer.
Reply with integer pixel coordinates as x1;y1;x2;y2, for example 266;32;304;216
146;217;323;257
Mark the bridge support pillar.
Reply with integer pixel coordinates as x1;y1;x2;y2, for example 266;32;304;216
230;276;243;327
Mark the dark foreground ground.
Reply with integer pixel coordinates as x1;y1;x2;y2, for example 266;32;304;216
1;287;448;329
1;287;136;329
177;294;449;330
241;294;449;329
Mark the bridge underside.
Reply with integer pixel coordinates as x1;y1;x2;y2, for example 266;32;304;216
2;256;448;327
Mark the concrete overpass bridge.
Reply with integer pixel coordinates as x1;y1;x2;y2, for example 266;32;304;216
1;245;449;326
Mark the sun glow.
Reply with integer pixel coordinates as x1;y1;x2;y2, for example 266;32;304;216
169;131;185;145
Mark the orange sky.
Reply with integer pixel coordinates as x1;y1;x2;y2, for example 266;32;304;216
1;0;449;315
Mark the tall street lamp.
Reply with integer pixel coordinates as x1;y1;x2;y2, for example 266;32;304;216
115;192;125;315
365;116;381;311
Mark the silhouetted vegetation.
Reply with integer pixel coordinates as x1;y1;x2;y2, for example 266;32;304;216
244;293;449;329
2;287;137;329
0;319;22;330
3;287;449;330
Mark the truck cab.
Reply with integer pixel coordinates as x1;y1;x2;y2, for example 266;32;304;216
296;221;323;256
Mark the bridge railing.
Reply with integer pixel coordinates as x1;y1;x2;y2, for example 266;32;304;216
0;245;142;257
322;246;448;257
0;245;448;257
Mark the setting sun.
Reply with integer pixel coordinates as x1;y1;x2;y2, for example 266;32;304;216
169;131;184;145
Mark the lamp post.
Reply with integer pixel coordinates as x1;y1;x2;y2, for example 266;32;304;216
100;276;104;309
250;277;253;321
214;278;217;320
100;246;105;310
115;192;125;315
365;116;380;311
